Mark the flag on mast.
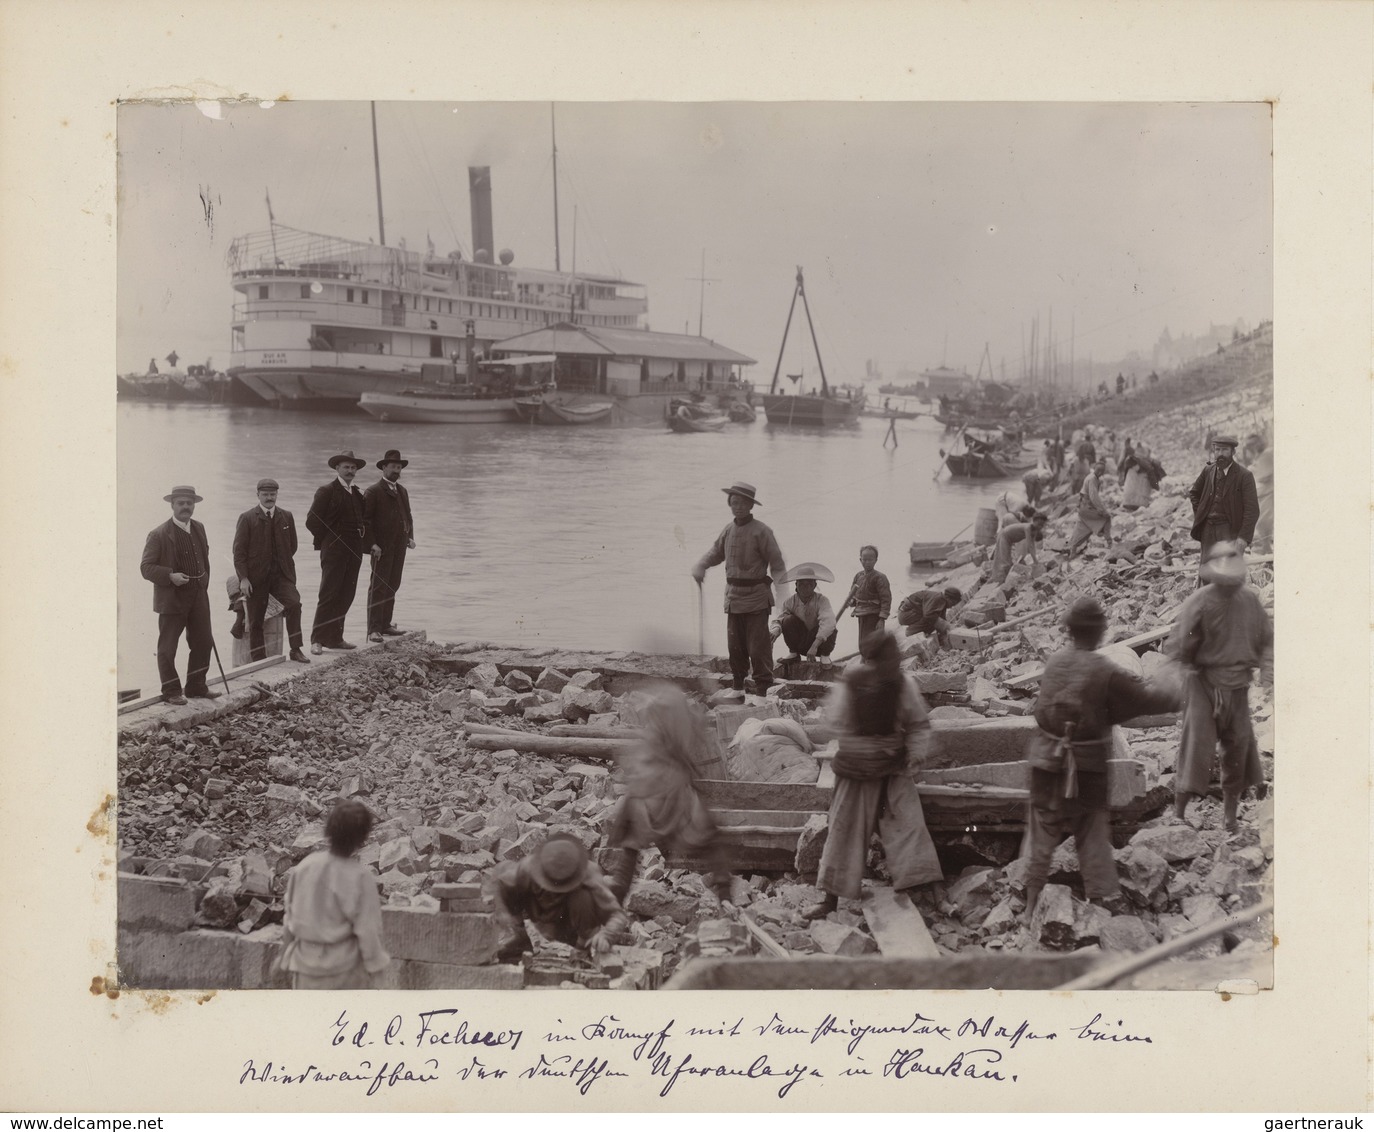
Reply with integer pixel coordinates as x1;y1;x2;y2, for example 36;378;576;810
265;189;275;223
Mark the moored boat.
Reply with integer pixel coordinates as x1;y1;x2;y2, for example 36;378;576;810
668;401;727;432
908;540;962;566
358;389;519;424
760;267;864;427
537;396;615;425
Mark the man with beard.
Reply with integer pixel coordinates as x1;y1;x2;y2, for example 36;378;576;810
232;477;310;664
306;450;369;654
140;485;217;704
363;449;416;643
1188;434;1260;563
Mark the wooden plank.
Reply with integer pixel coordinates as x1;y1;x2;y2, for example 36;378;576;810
116;655;286;714
862;886;942;959
546;725;643;739
695;779;830;812
1160;553;1273;574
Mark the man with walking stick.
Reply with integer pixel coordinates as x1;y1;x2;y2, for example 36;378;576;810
140;485;218;705
306;450;370;655
363;449;415;643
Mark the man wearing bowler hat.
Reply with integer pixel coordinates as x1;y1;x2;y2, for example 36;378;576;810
691;481;787;703
1188;433;1259;564
140;485;217;705
363;449;416;643
306;450;370;654
232;477;310;664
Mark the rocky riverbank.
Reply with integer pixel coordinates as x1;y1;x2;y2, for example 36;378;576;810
116;367;1274;986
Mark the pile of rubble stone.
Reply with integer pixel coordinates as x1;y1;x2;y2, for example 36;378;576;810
116;370;1274;976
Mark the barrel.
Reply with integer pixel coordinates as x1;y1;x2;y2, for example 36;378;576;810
973;507;999;546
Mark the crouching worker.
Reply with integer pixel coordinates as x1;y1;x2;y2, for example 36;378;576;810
770;562;839;663
605;684;733;906
805;631;944;921
1022;597;1183;923
492;832;627;964
277;800;391;989
896;586;962;650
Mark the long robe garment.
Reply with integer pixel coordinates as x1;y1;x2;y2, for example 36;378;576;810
815;674;943;898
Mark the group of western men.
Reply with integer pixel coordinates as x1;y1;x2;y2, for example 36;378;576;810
140;448;415;705
159;435;1272;974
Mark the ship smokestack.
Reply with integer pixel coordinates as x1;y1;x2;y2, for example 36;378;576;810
468;166;494;263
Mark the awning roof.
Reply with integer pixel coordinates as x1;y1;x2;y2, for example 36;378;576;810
492;322;755;365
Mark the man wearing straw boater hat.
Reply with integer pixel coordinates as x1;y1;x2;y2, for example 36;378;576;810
363;449;415;644
231;477;310;664
305;450;370;655
770;562;838;663
691;481;787;704
140;485;216;705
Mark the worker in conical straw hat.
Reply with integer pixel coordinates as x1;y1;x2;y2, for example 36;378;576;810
691;481;787;705
1163;540;1272;834
1022;596;1183;925
770;561;838;664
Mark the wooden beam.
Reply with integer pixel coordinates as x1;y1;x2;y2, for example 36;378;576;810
464;732;632;759
116;655;286;714
1005;623;1175;688
863;886;942;958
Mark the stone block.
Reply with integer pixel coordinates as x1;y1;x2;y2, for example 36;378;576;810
237;926;287;990
924;716;1037;768
389;960;523;991
1115;843;1169;904
912;671;967;695
116;927;238;990
498;829;543;862
567;670;605;691
1071;901;1112;946
921;760;1028;791
1099;915;1157;953
1002;856;1030;892
947;867;997;915
626;881;700;925
431;689;468;712
562;688;614;721
502;669;534;693
980;897;1022;934
203;779;229;800
522;701;566;724
989;698;1031;715
1181;893;1227;926
1129;824;1208;863
1207;862;1248;898
181;829;225;861
198;881;242;929
118;873;198;933
464;662;502;690
535;667;572;693
793;813;828;876
382;907;497;965
564;763;609;780
809;920;876;956
948;626;994;652
266;755;303;784
166;855;218;882
443;851;496;877
263;782;308;819
1049;839;1080;878
1030;883;1077;950
378;837;415;873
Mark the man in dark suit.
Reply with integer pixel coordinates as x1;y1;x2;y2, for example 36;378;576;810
140;485;218;705
305;450;369;654
363;449;416;643
1188;434;1260;562
232;477;311;664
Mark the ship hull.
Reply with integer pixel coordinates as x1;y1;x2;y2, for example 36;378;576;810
760;393;863;426
358;391;520;424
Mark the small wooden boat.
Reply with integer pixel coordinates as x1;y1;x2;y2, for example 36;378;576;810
725;400;756;423
908;540;962;566
760;267;864;426
359;389;519;423
668;403;728;432
537;397;614;425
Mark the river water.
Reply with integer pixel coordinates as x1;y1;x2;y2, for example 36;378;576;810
117;400;1023;694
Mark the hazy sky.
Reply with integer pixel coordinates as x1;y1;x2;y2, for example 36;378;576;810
118;100;1271;384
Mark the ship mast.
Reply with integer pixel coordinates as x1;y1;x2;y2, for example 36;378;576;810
551;104;561;272
370;101;387;246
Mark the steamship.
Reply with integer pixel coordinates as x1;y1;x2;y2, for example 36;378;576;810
225;167;651;411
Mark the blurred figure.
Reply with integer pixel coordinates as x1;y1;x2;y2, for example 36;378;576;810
804;632;943;921
1164;541;1273;833
1022;466;1054;507
605;685;732;905
1022;598;1182;923
770;562;838;662
1118;442;1161;511
279;800;390;989
492;832;627;963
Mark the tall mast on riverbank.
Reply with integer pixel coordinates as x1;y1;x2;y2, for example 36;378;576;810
551;104;562;272
370;101;386;246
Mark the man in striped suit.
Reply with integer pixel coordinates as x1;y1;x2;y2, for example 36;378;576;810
140;485;217;705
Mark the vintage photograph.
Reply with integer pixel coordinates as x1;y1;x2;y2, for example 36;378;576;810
114;99;1275;995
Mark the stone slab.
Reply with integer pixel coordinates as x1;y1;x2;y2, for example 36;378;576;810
117;928;238;990
861;886;941;959
117;873;198;933
382;907;498;965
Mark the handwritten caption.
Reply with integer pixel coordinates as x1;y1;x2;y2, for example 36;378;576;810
237;1007;1153;1100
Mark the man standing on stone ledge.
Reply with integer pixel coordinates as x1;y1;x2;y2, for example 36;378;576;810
363;449;415;644
232;477;310;665
691;480;787;705
140;485;217;705
306;449;370;655
1188;433;1259;563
